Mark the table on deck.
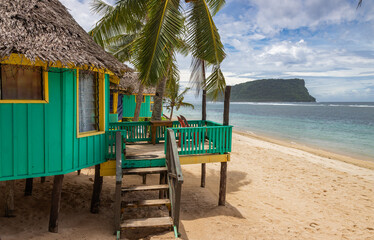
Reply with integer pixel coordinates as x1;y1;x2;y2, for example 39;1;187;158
150;120;173;145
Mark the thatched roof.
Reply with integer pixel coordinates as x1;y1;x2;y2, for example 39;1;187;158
110;72;156;95
0;0;131;77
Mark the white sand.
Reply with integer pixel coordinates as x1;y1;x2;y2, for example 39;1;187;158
1;132;373;239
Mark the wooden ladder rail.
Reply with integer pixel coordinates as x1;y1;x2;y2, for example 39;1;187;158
165;129;184;237
114;131;124;237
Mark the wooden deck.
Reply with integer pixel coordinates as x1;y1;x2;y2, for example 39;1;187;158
126;143;165;160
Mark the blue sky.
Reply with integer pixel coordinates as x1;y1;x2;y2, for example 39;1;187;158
61;0;374;102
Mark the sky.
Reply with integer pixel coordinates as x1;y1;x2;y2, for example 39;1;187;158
60;0;374;102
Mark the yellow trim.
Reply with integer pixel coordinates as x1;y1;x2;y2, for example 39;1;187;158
110;75;120;84
179;154;230;165
135;95;146;103
1;53;115;75
113;92;118;113
100;160;116;176
76;70;106;138
134;94;155;96
0;65;49;104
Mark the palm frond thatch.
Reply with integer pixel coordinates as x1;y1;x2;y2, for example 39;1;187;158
0;0;131;77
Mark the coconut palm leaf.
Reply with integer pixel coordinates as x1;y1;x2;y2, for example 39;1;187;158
89;0;147;47
134;0;183;85
176;102;194;110
205;65;225;100
206;0;226;16
187;0;225;65
189;57;205;95
105;33;137;62
357;0;362;8
187;0;226;99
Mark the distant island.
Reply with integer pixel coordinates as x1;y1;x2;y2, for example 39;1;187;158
223;78;316;102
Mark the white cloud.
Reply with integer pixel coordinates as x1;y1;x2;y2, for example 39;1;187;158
59;0;374;101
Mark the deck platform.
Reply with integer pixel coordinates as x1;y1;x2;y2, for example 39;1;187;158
126;143;165;160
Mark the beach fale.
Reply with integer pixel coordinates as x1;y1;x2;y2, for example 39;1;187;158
109;72;158;122
0;0;233;238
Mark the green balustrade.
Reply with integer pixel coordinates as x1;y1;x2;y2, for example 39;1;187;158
165;124;232;155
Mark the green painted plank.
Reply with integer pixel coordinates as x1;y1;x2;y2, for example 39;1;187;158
47;71;62;172
13;104;28;176
0;104;14;177
28;104;45;174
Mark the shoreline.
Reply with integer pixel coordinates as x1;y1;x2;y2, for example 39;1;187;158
233;129;374;171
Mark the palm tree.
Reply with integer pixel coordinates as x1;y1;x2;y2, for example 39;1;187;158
90;0;227;120
164;79;194;120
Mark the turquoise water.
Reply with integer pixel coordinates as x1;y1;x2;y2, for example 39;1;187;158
174;102;374;161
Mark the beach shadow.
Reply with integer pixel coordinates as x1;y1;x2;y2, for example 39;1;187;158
176;168;250;221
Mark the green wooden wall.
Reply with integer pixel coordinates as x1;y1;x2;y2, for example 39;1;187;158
122;95;153;118
0;68;110;181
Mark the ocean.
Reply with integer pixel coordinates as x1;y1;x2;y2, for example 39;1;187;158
174;102;374;161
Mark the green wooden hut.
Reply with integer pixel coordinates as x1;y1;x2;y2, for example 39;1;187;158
109;72;157;121
0;0;131;228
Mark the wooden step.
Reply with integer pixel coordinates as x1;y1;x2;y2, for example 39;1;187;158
121;217;173;229
123;167;167;175
122;199;171;208
122;184;169;193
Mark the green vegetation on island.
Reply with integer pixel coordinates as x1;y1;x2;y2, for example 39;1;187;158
225;79;316;102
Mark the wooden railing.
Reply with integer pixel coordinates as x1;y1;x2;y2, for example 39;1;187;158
106;130;126;159
165;129;183;236
165;125;233;155
108;120;206;143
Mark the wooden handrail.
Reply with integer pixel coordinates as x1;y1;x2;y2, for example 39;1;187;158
114;131;123;234
165;129;183;236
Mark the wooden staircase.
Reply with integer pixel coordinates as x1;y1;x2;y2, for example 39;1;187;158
113;130;183;239
121;167;173;231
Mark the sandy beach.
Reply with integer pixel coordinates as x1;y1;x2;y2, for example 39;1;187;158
1;132;373;240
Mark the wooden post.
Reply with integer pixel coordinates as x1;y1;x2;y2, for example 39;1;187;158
4;180;15;217
49;175;64;233
41;177;46;183
159;172;166;199
77;170;81;175
219;86;231;206
142;174;147;184
114;131;122;234
201;60;207;188
90;164;103;214
24;178;33;196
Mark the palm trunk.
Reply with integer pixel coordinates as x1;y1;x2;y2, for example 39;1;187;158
133;84;144;121
169;105;174;120
202;60;206;121
151;76;167;121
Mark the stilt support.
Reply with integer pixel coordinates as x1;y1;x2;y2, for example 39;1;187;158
24;178;33;196
91;165;103;214
49;174;64;233
201;163;206;187
218;162;227;206
219;86;231;206
4;180;15;217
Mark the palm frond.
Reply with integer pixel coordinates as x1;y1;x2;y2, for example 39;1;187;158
134;0;183;85
105;33;137;62
91;0;114;16
187;0;226;65
89;0;147;47
206;0;226;16
189;57;205;95
205;65;226;101
357;0;363;8
177;102;194;110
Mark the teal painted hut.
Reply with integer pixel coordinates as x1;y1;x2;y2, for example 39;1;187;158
110;72;157;121
0;0;131;182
